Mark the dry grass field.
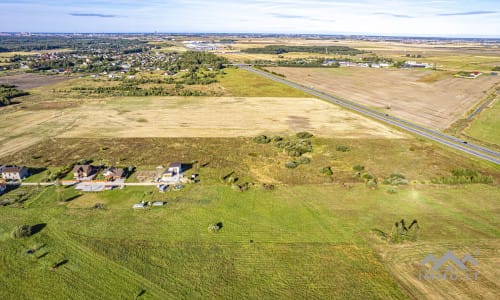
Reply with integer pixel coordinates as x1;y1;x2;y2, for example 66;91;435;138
267;67;500;129
0;96;406;159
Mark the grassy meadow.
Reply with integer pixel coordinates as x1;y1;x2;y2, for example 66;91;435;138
1;181;499;299
465;98;500;146
1;134;499;299
218;67;311;97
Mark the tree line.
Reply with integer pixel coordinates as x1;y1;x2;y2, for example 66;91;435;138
243;45;365;55
0;84;29;106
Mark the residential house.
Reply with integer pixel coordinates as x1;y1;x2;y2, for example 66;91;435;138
1;165;29;180
102;167;124;181
161;162;182;182
72;164;97;179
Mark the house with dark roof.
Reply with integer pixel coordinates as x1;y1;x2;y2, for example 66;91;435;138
1;165;29;180
72;165;98;180
102;167;125;181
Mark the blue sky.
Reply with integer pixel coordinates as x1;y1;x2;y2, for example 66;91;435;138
0;0;499;37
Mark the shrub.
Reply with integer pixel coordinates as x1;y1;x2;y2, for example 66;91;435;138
336;145;350;152
262;183;275;190
271;135;283;142
362;173;374;180
352;165;365;171
11;225;32;239
297;156;311;164
286;149;302;157
285;139;312;156
383;173;408;185
296;131;314;139
320;166;333;175
253;135;271;144
366;179;378;189
387;187;398;194
431;169;493;185
285;161;298;169
275;141;286;148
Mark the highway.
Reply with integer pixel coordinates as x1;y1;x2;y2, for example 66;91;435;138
239;65;500;165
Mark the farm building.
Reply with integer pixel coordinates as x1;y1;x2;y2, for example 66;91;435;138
72;164;98;180
161;162;182;183
1;165;29;180
102;167;124;181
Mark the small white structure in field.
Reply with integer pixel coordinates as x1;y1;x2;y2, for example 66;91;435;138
161;162;182;183
152;201;165;206
133;203;146;209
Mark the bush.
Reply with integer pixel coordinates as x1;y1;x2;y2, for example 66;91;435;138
271;135;283;142
387;187;398;194
366;179;378;189
336;145;350;152
352;165;365;171
431;169;493;185
11;225;32;239
296;131;314;139
383;173;408;185
285;139;312;156
285;161;298;169
362;173;374;180
253;135;271;144
320;166;333;175
297;156;311;164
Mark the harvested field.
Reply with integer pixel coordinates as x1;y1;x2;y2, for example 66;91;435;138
268;67;500;129
0;73;72;90
0;96;406;158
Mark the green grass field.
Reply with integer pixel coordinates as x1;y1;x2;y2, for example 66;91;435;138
1;182;498;299
218;68;311;97
465;98;500;146
0;134;499;299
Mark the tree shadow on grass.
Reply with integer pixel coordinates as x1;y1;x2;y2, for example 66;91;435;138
136;289;146;299
31;223;46;235
52;259;68;270
64;194;82;202
28;167;46;176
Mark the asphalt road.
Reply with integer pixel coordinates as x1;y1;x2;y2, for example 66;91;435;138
240;65;500;165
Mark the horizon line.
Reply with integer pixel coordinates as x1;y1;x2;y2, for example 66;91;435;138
1;31;500;39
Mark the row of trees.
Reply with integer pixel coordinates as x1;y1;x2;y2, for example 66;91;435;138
0;36;148;52
243;45;365;55
0;84;29;106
